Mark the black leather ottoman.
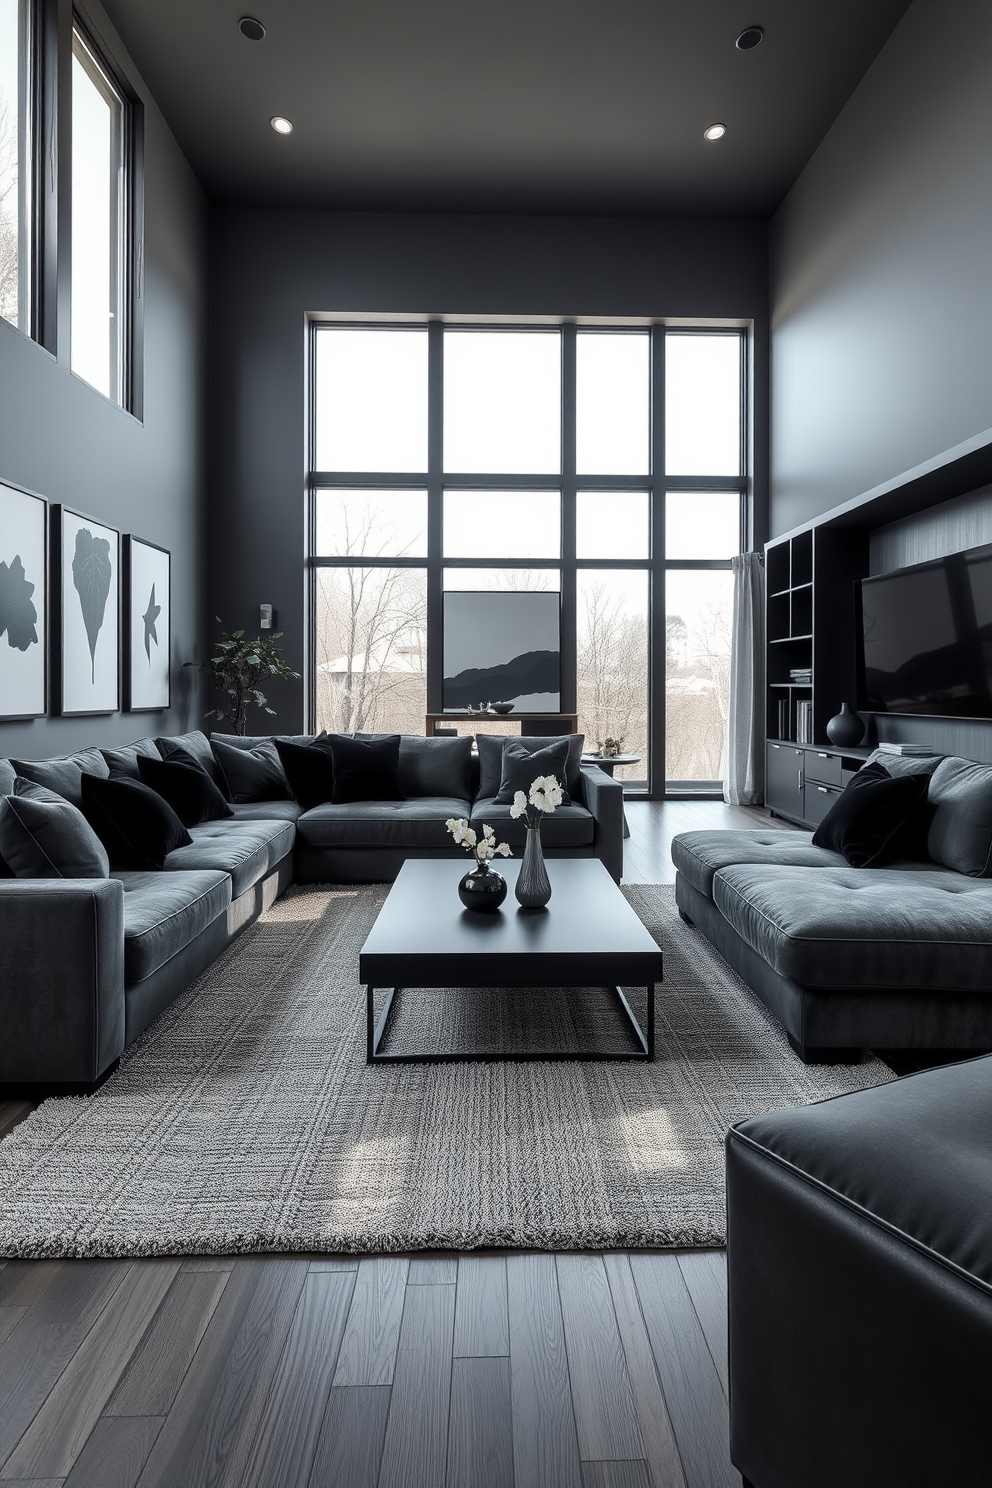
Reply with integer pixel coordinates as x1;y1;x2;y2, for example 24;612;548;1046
726;1056;992;1488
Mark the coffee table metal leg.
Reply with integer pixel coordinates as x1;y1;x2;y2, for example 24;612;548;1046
367;985;400;1063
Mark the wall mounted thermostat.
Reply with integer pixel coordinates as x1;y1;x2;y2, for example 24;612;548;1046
259;603;273;630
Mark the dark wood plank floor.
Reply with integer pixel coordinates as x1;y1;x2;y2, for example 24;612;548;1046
0;803;779;1488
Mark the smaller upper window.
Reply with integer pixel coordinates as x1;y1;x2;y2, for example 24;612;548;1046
0;0;32;334
576;333;650;475
314;327;429;473
71;23;127;403
443;329;561;476
665;333;742;478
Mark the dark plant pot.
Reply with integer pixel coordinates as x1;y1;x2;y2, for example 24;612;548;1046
826;702;865;747
458;863;507;913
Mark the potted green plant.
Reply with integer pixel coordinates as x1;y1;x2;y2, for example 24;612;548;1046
187;620;301;735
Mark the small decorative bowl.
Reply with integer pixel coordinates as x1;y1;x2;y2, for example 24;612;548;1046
492;701;514;714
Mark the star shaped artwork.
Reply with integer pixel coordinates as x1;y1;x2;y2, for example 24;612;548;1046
143;583;161;663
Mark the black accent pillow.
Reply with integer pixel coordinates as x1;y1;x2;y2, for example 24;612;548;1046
211;738;291;803
274;735;337;811
0;779;110;879
137;753;234;827
81;773;193;869
494;739;572;807
329;734;405;805
812;761;932;868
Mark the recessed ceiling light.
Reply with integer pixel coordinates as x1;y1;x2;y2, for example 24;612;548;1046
270;116;293;135
704;123;727;141
736;26;764;50
239;16;265;40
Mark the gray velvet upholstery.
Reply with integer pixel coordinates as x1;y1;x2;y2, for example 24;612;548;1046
398;734;473;799
100;738;161;780
0;877;125;1083
296;796;473;849
155;729;226;788
712;863;992;990
926;756;992;876
469;797;594;847
10;746;109;807
0;784;111;879
0;759;16;797
574;766;624;883
864;748;943;779
230;799;302;823
212;732;317;750
671;829;845;898
476;733;585;799
210;737;291;801
118;868;232;983
163;819;295;897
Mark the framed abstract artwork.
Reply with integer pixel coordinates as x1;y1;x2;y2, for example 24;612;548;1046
0;481;47;719
54;506;120;716
124;536;170;712
442;590;561;711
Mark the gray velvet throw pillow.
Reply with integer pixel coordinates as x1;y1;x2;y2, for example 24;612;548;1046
0;779;110;878
927;757;992;876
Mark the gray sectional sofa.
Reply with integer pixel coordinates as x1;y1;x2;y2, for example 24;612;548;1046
673;748;992;1062
0;728;623;1087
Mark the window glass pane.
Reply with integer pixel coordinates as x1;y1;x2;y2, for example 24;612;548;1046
443;330;560;474
665;492;740;559
315;566;427;733
577;571;648;790
315;490;427;558
443;568;559;592
665;334;741;476
576;333;649;475
0;0;29;331
666;569;733;785
576;492;649;560
315;328;428;473
71;30;124;402
443;490;560;559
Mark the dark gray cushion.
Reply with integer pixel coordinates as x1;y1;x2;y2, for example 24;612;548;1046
926;757;992;876
156;730;226;789
671;829;846;900
211;738;291;802
0;780;110;878
10;747;110;807
163;819;296;898
712;862;992;990
119;868;232;983
296;796;473;849
864;749;943;778
229;800;302;824
211;732;317;750
476;734;585;800
0;759;16;798
469;796;594;848
100;738;161;780
398;735;473;800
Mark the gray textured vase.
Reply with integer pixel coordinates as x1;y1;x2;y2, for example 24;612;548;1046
516;826;552;909
826;701;865;747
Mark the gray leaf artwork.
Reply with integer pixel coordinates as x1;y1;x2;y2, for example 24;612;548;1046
143;584;161;662
72;528;113;683
0;555;40;652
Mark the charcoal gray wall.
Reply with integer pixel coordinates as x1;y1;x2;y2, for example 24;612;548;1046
0;0;208;761
769;0;992;537
209;209;768;732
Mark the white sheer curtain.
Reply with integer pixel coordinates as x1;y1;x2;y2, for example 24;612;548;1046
724;552;765;806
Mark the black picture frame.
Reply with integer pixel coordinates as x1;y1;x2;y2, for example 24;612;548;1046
0;480;48;720
53;505;121;717
124;535;171;712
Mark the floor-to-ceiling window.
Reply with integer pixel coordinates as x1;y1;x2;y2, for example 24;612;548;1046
310;320;746;796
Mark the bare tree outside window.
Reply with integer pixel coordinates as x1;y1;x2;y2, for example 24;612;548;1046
577;573;649;785
665;572;733;783
0;26;22;328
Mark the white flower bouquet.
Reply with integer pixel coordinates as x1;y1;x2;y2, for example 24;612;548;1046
508;774;564;831
445;817;512;865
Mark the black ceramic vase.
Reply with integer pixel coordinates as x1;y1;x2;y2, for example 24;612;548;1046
458;862;507;913
826;702;865;747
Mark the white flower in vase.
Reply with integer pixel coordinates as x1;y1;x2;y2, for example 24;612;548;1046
446;816;510;865
510;776;564;831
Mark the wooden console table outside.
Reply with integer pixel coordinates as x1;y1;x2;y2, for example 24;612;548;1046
425;712;579;736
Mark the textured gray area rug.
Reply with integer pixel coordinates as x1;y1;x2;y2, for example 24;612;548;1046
0;884;891;1258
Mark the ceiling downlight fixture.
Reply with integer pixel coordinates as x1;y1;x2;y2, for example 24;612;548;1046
736;25;764;50
239;16;265;40
270;115;293;135
703;123;727;141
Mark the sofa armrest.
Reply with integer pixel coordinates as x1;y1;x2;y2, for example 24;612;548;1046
578;765;625;883
0;878;125;1085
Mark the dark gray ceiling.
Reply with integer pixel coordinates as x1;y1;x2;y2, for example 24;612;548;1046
100;0;911;217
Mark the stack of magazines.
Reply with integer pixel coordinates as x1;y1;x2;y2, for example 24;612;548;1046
877;741;933;756
795;699;814;743
789;667;813;685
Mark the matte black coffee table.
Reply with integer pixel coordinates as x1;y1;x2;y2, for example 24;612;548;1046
359;858;662;1064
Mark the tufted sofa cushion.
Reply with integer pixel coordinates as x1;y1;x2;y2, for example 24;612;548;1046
119;869;232;983
713;863;992;991
163;819;295;898
671;829;845;900
296;796;473;850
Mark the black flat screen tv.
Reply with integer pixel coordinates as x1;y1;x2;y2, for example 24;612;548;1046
858;542;992;719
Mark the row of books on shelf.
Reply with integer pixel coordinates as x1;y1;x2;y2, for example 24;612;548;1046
777;698;814;742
